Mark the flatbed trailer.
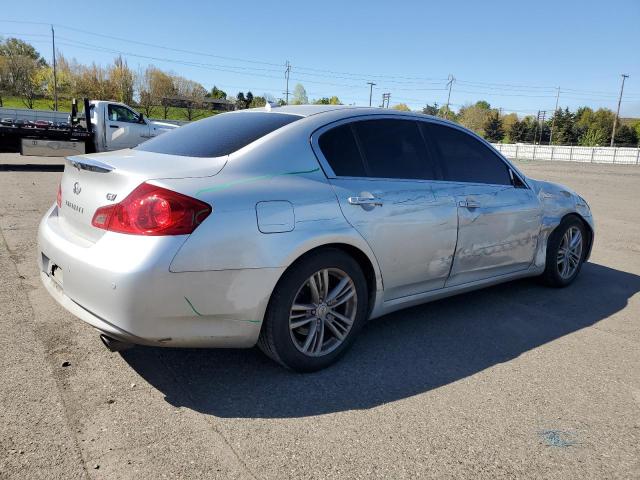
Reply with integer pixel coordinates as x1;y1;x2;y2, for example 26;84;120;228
0;98;96;155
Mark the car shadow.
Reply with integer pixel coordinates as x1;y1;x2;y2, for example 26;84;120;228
122;262;640;418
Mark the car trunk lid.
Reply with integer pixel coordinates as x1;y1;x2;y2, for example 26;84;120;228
59;149;226;243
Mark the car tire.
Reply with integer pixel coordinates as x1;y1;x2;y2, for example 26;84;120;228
258;248;368;372
540;216;587;288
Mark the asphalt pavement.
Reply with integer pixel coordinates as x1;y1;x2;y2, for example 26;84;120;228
0;153;639;479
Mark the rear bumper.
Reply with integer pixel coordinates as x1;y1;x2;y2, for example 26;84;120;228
38;205;283;348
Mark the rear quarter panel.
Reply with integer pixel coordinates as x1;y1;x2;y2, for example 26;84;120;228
164;123;382;289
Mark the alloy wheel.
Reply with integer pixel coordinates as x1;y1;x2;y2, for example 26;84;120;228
288;268;358;357
557;226;583;279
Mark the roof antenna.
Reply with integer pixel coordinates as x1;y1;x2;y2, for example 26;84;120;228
265;101;278;112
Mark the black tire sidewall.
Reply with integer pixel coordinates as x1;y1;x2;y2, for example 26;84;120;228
544;217;587;287
264;249;368;372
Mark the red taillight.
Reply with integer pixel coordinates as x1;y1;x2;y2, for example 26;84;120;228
91;183;212;236
56;182;62;208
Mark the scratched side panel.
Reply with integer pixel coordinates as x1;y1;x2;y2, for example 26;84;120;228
329;178;458;301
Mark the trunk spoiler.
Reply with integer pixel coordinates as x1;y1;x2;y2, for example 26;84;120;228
67;156;114;173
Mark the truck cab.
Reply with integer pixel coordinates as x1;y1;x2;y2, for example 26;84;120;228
87;101;178;152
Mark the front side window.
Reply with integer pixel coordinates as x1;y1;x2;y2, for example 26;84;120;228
318;118;437;180
136;112;301;157
421;123;512;185
108;105;140;123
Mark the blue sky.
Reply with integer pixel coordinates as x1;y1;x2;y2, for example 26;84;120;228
2;0;639;117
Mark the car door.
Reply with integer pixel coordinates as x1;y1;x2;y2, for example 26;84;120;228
421;122;542;287
106;104;151;150
313;117;458;301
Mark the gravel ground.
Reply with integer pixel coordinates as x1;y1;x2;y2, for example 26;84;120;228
0;155;639;479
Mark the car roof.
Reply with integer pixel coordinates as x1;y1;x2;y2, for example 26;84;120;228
239;104;449;123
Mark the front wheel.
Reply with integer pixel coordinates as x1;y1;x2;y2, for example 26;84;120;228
258;248;368;372
540;217;587;287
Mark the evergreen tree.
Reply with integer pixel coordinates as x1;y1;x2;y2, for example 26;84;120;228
483;112;505;142
422;103;439;116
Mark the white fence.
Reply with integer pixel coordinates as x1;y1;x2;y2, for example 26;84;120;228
492;143;640;165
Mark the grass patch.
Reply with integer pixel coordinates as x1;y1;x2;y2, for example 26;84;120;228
0;96;222;121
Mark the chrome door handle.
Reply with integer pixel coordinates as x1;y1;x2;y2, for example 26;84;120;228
459;199;481;208
348;196;383;207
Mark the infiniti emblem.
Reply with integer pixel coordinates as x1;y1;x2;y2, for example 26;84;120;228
72;182;82;195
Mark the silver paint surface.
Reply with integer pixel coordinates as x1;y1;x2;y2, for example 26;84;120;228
37;106;594;347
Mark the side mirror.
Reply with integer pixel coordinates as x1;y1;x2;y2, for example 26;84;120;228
138;113;145;124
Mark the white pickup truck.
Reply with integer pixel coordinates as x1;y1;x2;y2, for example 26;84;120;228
4;99;179;156
86;100;179;151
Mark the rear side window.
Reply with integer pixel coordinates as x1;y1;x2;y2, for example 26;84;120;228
318;124;366;177
353;119;436;180
422;123;511;185
135;112;301;157
318;119;437;180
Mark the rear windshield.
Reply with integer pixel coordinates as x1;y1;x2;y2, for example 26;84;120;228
135;112;301;157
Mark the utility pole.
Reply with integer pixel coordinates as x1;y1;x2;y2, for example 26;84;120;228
284;60;291;105
382;93;391;108
533;110;547;145
549;86;560;145
367;82;376;107
611;74;629;147
51;25;58;111
444;74;455;119
533;110;546;144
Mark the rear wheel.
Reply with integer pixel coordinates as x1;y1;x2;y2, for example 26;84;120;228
540;217;587;287
258;248;368;372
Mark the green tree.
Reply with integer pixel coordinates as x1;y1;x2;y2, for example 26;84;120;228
422;102;439;115
502;113;519;142
392;103;411;111
581;126;608;146
236;92;246;109
458;101;493;136
549;108;577;145
245;91;254;109
0;37;48;108
209;86;227;99
314;96;342;105
438;104;456;121
291;83;308;105
483;112;504;142
108;55;134;105
614;125;638;146
633;120;640;145
509;116;540;143
509;119;527;143
249;95;266;108
576;107;615;145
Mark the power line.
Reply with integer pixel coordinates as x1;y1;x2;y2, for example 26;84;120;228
2;24;638;112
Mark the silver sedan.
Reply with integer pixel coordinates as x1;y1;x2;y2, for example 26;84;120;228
38;105;594;371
